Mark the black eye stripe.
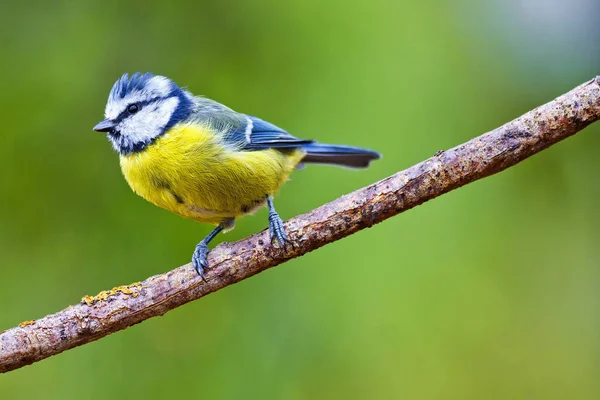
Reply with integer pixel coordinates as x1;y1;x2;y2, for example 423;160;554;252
113;96;172;123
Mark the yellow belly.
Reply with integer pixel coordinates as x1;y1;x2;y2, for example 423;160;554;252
119;123;305;225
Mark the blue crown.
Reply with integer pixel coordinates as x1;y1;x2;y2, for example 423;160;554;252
109;72;157;100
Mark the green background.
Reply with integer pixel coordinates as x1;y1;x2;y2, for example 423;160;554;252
1;0;599;398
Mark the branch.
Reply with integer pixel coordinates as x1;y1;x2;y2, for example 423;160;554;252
2;77;600;374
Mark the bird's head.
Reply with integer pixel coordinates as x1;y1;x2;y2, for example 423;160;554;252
94;72;194;155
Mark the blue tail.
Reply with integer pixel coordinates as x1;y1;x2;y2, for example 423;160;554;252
301;143;381;169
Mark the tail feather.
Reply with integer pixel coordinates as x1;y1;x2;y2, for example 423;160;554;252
301;143;381;169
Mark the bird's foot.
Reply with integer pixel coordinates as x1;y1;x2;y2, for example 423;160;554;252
192;242;209;281
268;211;291;251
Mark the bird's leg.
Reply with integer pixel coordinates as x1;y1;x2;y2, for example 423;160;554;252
267;197;290;250
192;218;233;281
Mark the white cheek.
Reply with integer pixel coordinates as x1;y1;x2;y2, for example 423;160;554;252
119;97;180;142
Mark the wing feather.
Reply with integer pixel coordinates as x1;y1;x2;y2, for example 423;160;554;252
239;116;313;150
191;98;312;151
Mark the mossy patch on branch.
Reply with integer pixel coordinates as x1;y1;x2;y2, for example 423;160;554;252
82;282;143;306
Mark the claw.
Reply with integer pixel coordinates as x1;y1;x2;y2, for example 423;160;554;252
192;242;209;282
266;196;292;251
268;211;291;251
190;222;229;283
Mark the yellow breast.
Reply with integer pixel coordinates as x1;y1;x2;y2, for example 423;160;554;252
119;123;304;225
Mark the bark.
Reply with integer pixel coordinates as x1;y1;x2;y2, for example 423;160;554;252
2;77;600;374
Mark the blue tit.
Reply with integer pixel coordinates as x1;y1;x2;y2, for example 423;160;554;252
94;73;380;279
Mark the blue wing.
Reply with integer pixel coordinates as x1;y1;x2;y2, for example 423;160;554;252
190;98;380;168
222;116;314;151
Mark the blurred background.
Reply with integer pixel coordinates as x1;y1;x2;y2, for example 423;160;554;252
1;0;599;398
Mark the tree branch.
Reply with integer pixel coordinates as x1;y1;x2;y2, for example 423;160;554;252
2;77;600;374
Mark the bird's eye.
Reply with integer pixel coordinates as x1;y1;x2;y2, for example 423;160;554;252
127;104;139;114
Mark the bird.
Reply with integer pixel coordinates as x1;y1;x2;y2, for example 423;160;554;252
94;73;380;280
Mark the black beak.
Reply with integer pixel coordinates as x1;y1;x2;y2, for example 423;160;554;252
93;119;116;132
